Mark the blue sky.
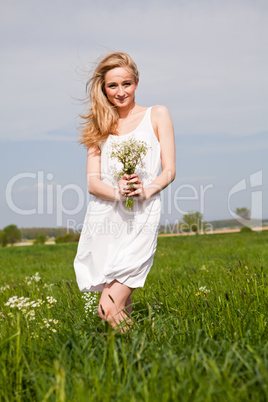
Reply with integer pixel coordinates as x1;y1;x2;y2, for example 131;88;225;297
0;0;267;229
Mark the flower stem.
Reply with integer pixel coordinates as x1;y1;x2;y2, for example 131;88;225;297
126;197;134;211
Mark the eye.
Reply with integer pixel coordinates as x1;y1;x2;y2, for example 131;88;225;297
124;82;131;86
108;84;116;88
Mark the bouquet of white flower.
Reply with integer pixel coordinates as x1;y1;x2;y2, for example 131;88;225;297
109;136;149;210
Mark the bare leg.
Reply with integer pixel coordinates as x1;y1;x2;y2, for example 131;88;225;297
125;295;133;315
98;280;134;330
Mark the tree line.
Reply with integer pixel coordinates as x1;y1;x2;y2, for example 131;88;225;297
1;207;253;246
159;208;253;234
0;225;80;246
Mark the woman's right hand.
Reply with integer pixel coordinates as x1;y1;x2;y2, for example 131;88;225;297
118;174;131;199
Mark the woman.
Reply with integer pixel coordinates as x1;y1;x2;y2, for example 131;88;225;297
74;52;176;329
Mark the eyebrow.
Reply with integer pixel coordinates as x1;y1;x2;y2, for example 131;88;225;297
106;79;133;85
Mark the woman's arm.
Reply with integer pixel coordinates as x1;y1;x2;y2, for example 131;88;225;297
127;105;176;200
86;147;121;201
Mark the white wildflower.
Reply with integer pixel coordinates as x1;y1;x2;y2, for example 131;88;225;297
37;299;45;306
33;273;41;282
44;283;54;289
0;284;11;292
46;296;57;304
109;136;150;211
43;319;50;328
25;272;41;284
82;292;99;315
6;296;18;305
196;286;212;296
31;333;38;339
199;286;210;292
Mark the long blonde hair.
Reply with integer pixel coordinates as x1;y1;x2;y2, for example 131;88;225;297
79;52;139;149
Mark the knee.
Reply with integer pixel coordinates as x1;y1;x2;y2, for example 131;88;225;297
98;302;126;326
98;303;115;321
98;303;106;320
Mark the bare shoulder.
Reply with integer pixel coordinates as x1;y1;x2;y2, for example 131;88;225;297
151;105;172;124
151;105;173;139
151;104;170;115
87;145;101;158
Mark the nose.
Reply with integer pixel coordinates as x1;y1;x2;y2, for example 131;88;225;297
117;85;125;96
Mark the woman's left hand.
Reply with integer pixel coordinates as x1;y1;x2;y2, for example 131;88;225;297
125;174;147;201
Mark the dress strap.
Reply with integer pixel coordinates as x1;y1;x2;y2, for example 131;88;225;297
138;107;154;135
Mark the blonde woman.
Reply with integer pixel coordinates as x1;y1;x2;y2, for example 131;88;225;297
74;52;176;329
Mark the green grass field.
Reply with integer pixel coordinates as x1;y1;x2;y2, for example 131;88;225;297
0;231;267;401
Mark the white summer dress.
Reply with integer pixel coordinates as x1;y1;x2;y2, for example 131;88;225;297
74;107;161;292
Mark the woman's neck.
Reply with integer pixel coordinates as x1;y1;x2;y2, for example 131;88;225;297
117;102;137;119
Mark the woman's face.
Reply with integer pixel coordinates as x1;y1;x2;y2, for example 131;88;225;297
104;67;138;109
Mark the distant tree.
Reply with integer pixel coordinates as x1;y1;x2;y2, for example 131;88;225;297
0;230;7;247
235;207;250;220
33;232;47;245
181;211;204;233
240;226;252;233
55;233;80;243
3;225;21;245
21;227;70;240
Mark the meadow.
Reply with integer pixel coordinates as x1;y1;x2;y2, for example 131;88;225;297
0;231;267;401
